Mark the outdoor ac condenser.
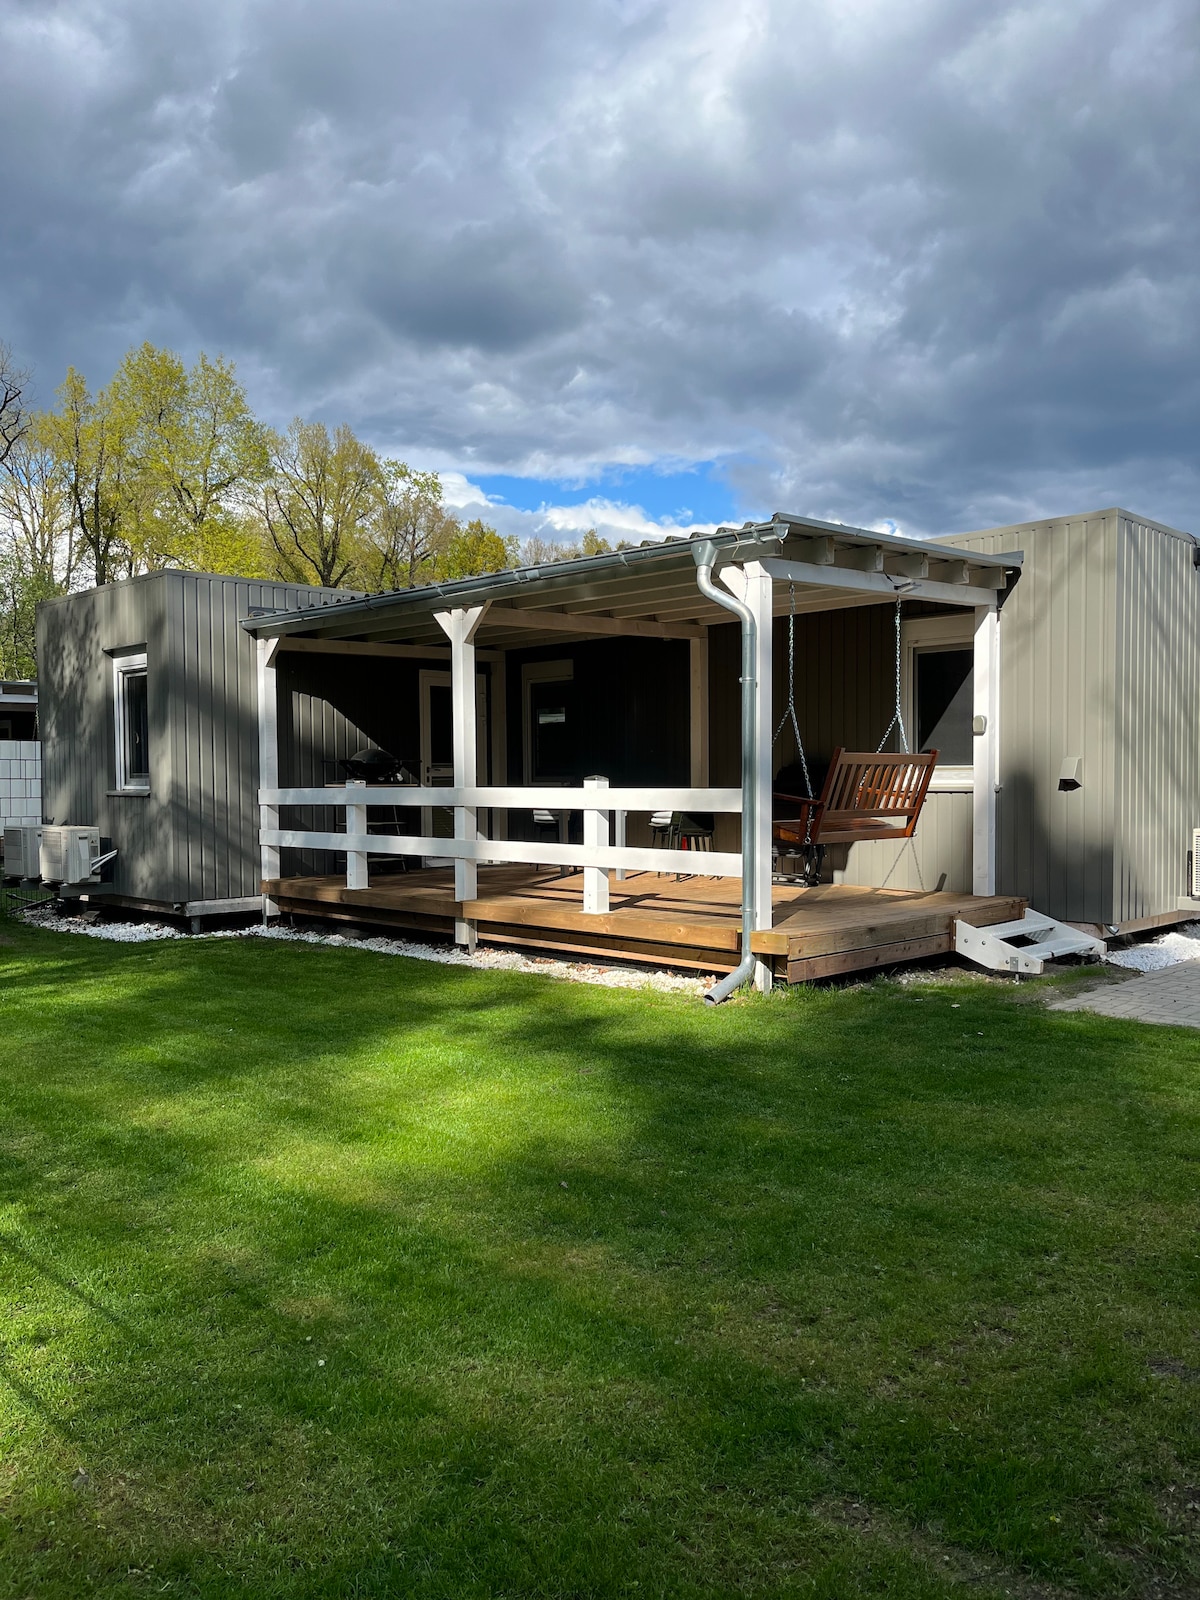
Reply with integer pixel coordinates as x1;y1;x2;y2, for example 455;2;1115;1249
39;826;102;886
1192;827;1200;898
3;824;43;879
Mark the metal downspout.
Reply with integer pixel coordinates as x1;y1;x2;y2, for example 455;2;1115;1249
694;542;758;1005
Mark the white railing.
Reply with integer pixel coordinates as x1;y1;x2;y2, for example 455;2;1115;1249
258;781;744;908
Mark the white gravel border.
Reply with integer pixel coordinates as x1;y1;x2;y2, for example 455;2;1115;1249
1105;922;1200;973
15;903;715;997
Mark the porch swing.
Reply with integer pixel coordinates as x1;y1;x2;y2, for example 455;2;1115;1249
771;587;939;885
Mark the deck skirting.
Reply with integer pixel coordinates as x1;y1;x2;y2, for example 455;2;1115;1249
264;866;1024;983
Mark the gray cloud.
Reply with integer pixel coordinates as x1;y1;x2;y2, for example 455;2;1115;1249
1;0;1198;535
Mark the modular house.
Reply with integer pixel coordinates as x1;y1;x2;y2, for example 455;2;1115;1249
28;507;1200;986
35;572;350;918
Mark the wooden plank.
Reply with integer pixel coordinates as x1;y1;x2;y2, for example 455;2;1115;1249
484;605;705;642
477;925;737;973
787;934;951;983
465;895;743;952
776;894;1026;960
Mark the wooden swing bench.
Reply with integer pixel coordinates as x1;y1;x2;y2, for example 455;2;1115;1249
773;747;939;883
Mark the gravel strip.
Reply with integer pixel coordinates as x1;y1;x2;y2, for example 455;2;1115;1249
16;903;715;997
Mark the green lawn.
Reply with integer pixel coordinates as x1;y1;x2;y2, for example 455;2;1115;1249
0;919;1197;1599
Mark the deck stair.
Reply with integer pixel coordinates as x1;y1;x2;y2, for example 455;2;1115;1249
954;910;1106;975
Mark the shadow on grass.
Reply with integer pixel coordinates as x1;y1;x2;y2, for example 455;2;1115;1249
0;924;1197;1598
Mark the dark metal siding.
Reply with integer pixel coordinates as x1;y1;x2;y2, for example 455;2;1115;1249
37;572;348;908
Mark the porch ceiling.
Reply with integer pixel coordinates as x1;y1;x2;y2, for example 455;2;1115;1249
244;513;1021;649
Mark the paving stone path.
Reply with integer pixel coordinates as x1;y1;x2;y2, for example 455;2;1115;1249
1051;959;1200;1028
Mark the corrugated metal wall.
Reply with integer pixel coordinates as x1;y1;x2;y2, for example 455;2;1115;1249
38;572;347;907
840;794;974;893
39;576;170;902
943;513;1119;924
1112;515;1200;922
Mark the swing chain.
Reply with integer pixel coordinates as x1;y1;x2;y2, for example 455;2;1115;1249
876;599;910;755
772;583;814;797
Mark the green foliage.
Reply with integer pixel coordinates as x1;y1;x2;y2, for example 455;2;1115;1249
0;337;518;671
357;460;457;591
434;517;519;580
109;343;271;573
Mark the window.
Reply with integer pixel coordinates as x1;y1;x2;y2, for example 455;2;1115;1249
521;660;575;784
902;617;975;789
113;652;150;791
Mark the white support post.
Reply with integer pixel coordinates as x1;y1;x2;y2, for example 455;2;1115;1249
490;651;508;844
613;808;626;883
747;562;774;992
721;561;775;993
256;636;280;916
689;633;709;786
582;776;610;913
345;779;368;890
435;603;490;946
973;604;999;896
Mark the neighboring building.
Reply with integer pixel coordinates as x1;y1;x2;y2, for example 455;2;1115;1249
0;680;39;830
29;507;1200;972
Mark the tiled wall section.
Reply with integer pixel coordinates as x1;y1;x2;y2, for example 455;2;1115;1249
0;741;41;822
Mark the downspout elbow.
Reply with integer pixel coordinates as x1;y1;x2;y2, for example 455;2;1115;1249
694;543;759;1005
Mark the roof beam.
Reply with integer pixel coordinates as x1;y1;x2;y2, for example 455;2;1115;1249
756;557;1001;609
481;605;705;642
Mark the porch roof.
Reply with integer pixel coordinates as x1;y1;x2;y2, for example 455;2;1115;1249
243;512;1022;651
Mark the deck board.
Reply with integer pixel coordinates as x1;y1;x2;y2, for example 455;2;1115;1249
265;866;1025;982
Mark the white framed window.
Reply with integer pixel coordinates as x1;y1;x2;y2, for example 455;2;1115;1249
112;651;150;792
902;615;973;791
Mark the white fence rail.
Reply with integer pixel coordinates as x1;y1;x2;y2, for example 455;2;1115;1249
260;785;742;812
259;783;745;897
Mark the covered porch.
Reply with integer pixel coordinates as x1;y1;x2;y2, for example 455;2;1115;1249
247;515;1023;992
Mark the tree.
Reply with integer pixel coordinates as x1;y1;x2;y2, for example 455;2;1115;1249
358;460;457;591
0;342;30;468
435;519;518;580
40;367;144;587
261;419;380;588
109;343;270;574
0;419;75;676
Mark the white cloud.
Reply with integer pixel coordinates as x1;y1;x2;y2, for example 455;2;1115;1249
438;473;723;548
0;0;1197;533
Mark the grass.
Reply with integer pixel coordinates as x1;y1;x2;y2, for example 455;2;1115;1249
0;918;1196;1599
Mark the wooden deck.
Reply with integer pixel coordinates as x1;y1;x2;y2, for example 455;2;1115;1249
264;866;1026;982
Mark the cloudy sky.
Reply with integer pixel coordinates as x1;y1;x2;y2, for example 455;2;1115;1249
1;0;1196;543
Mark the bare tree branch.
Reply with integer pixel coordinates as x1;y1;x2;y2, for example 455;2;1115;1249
0;342;30;467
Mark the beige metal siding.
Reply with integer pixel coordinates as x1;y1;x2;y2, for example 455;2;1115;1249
1113;516;1200;922
943;514;1119;923
839;794;974;892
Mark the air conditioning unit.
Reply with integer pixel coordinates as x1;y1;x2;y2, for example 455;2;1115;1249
3;824;43;879
39;826;102;886
1192;828;1200;898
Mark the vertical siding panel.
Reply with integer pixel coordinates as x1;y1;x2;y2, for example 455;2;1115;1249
942;514;1119;925
1114;516;1200;922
